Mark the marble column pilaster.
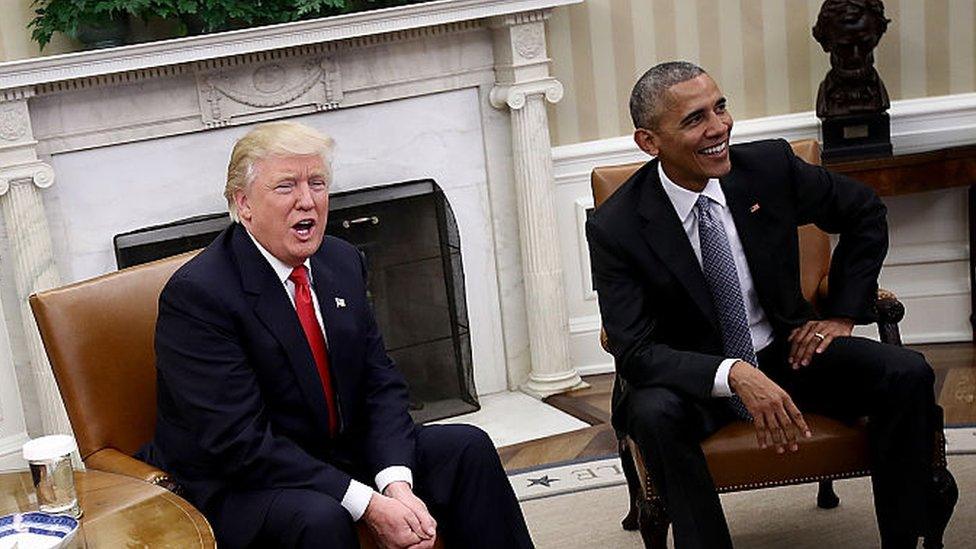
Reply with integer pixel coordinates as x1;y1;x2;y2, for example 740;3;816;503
490;12;586;398
0;88;72;436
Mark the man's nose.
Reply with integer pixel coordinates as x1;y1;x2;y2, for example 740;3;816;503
296;182;315;208
705;113;726;136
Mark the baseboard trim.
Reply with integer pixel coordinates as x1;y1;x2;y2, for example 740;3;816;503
576;363;614;377
902;332;972;344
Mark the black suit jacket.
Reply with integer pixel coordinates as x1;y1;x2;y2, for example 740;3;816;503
143;223;415;527
585;139;887;425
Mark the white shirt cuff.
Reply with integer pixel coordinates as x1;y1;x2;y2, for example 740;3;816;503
711;358;737;397
340;479;375;522
375;465;413;494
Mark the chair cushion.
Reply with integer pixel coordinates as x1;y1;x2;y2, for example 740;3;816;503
704;414;870;492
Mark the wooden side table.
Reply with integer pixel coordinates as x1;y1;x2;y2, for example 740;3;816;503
0;469;215;547
826;145;976;338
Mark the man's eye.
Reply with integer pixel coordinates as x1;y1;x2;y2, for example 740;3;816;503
275;182;294;192
310;179;327;188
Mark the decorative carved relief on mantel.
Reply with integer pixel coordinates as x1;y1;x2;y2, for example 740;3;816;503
0;106;28;142
196;55;343;128
0;88;34;143
512;23;544;59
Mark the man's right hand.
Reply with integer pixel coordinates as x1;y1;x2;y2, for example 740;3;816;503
728;361;812;453
363;492;436;549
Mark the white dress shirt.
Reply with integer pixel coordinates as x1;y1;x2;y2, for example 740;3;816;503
246;230;412;520
657;164;775;397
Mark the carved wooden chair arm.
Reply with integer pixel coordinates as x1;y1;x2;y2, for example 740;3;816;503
875;288;905;346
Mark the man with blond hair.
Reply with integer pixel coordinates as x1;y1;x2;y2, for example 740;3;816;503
141;121;532;549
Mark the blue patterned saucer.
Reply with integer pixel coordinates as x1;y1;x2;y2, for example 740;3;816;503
0;512;79;548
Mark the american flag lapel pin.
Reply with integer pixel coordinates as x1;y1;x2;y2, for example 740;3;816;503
335;297;346;308
749;203;761;213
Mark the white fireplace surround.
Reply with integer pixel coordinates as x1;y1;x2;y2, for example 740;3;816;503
48;88;504;384
0;0;586;466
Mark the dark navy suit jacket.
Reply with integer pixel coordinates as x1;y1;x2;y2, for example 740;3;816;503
142;223;415;539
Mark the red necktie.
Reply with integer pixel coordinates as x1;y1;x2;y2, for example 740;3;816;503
289;266;339;436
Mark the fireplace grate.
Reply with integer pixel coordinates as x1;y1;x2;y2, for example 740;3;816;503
113;179;478;423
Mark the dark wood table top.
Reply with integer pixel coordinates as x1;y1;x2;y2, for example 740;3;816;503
825;144;976;196
0;469;215;548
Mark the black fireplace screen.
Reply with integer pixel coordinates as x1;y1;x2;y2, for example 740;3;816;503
114;179;478;423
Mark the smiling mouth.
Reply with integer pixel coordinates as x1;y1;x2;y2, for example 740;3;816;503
698;141;728;156
293;219;316;238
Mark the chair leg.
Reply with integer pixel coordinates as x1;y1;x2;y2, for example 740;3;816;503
816;480;840;509
618;437;640;531
637;495;670;549
922;466;958;549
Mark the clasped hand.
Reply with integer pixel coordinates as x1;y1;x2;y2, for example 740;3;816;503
364;481;437;549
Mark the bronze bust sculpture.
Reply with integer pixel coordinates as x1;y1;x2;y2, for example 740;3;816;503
813;0;891;117
814;0;892;160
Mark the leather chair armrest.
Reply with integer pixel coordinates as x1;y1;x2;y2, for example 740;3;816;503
875;288;905;346
85;448;183;495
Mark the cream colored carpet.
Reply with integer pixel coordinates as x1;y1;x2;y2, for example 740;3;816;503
522;455;975;548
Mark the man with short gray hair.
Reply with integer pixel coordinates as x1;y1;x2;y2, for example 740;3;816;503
587;62;942;548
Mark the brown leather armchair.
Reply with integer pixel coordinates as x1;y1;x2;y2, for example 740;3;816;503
590;139;957;548
29;251;442;549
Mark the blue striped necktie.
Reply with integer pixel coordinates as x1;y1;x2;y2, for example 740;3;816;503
695;194;754;421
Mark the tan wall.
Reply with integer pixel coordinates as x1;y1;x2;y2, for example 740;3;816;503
547;0;976;146
0;0;76;61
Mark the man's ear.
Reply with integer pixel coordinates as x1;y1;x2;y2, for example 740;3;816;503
234;190;251;222
634;128;660;157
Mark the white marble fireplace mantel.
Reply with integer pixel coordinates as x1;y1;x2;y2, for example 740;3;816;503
0;0;586;460
0;0;578;90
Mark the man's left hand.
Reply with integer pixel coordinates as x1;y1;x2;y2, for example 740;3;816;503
383;481;437;542
788;318;853;369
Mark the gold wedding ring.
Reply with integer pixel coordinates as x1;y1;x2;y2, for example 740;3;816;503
814;332;826;341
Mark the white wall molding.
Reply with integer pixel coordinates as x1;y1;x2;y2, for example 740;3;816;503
885;242;969;266
557;92;976;376
568;314;601;334
902;332;973;345
0;432;29;472
553;92;976;187
573;197;596;302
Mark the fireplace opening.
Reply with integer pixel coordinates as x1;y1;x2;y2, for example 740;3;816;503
114;179;478;423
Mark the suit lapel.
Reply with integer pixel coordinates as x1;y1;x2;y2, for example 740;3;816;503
720;169;778;314
309;251;349;427
231;226;333;435
636;163;719;331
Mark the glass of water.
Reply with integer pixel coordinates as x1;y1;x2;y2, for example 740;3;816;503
22;434;82;518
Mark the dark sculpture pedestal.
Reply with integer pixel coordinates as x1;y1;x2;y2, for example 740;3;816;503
820;112;892;162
